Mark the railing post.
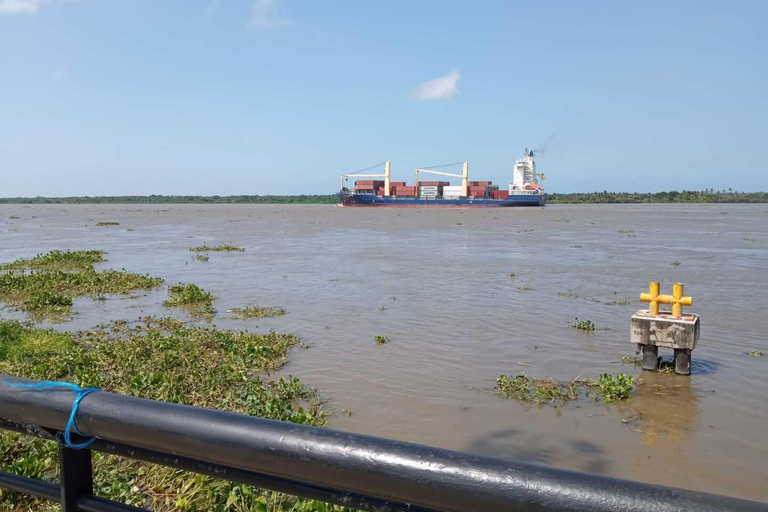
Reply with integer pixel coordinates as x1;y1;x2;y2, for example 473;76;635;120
59;445;93;512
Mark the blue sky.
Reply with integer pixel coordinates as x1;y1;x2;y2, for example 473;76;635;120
1;0;766;196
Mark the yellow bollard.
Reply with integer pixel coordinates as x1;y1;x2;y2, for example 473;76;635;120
640;282;693;318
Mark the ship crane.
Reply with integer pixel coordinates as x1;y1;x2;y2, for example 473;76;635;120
414;162;469;197
340;162;391;196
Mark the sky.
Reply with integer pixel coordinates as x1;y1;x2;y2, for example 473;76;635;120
0;0;766;196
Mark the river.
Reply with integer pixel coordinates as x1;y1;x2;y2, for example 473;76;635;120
1;203;767;502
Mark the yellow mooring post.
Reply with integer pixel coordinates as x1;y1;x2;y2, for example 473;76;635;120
640;282;693;318
632;281;699;375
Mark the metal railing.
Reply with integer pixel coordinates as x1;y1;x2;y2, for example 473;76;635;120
0;374;766;512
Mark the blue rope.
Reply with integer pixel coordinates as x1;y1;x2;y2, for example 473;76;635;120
4;381;101;449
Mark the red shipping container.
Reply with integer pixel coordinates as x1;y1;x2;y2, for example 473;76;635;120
469;181;492;186
491;190;510;199
390;181;406;186
418;181;449;186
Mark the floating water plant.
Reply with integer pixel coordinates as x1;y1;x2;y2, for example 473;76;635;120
508;272;516;278
374;335;389;345
96;221;120;226
228;305;286;319
672;261;681;267
617;229;634;234
748;350;764;357
518;286;531;292
606;300;630;306
195;254;209;262
189;245;245;252
572;318;595;331
0;250;162;318
587;374;634;403
495;374;578;405
495;372;634;405
558;290;578;297
164;283;216;316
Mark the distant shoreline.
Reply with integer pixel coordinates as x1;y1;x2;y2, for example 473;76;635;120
0;191;766;204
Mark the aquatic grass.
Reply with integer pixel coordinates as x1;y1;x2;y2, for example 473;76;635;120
495;374;578;405
0;252;163;317
605;300;630;306
747;350;764;357
495;372;634;406
558;290;578;297
517;286;531;292
228;305;286;319
0;318;333;511
374;335;389;345
0;250;106;271
195;254;209;262
164;283;216;316
672;261;681;267
96;221;120;226
189;245;245;252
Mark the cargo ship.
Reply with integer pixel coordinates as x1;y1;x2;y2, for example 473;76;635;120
337;150;546;207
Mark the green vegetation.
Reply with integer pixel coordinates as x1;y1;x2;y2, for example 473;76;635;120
0;250;106;271
495;374;578;405
0;250;162;318
748;350;764;357
195;254;209;262
605;300;630;306
621;355;642;366
189;245;245;252
672;261;681;267
617;229;634;234
96;221;120;226
229;305;287;319
8;216;19;219
508;272;516;278
558;290;578;297
548;190;768;204
164;284;216;316
0;318;338;511
517;286;531;292
374;335;389;345
572;318;595;331
588;374;634;403
495;373;634;405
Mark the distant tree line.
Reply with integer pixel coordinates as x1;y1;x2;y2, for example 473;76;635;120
0;195;339;204
1;190;766;204
548;189;768;204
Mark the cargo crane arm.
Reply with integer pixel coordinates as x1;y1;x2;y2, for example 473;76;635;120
415;162;469;197
340;162;391;195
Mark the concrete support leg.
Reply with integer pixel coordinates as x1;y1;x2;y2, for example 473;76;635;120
641;345;658;371
674;348;691;376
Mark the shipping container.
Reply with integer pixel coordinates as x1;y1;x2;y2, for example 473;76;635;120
389;182;406;186
417;181;450;186
469;181;492;186
491;190;510;199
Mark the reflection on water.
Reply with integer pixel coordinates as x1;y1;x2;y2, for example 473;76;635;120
1;203;767;502
630;371;699;449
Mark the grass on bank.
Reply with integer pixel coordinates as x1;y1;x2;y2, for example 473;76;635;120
495;373;634;405
0;318;345;512
0;250;163;318
189;245;245;252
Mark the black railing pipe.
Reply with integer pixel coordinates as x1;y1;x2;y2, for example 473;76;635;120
0;375;766;512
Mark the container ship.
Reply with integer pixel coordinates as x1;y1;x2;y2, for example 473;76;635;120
337;150;546;207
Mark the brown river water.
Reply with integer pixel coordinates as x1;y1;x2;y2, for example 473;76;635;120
1;203;767;502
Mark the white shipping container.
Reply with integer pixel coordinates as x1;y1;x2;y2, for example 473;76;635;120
443;186;462;191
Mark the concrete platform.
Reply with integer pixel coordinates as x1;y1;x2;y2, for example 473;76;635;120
630;310;700;350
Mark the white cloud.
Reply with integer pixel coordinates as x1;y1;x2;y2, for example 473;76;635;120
410;70;460;101
0;0;52;14
250;0;293;29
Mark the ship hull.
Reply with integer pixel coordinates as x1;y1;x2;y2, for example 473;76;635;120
337;192;546;207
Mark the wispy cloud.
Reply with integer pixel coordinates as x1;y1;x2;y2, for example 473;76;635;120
250;0;293;29
52;67;66;83
0;0;52;14
410;70;460;101
204;0;221;15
